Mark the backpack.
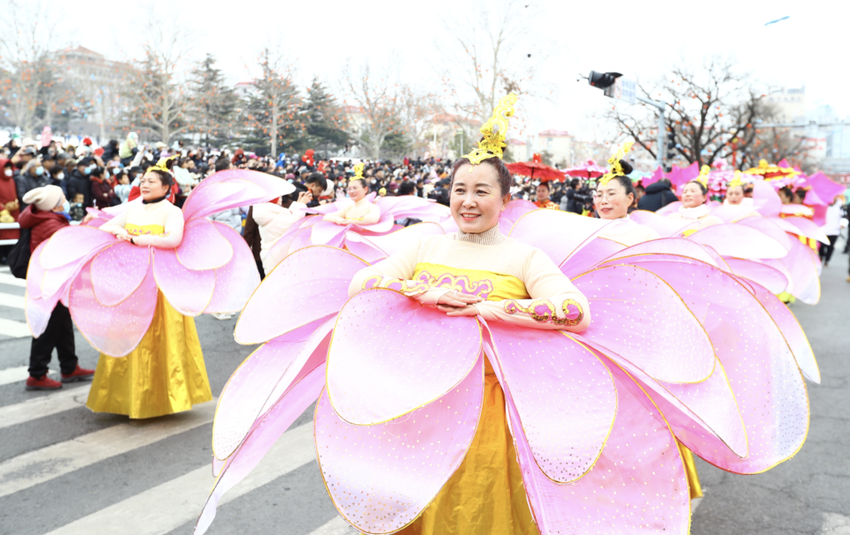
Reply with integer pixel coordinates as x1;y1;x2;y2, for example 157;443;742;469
7;227;32;279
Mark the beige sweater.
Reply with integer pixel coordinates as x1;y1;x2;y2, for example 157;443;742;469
349;226;590;331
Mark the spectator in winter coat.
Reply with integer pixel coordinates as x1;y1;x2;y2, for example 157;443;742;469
0;159;20;255
253;190;310;275
90;167;117;209
18;185;94;390
66;157;95;208
119;132;139;165
637;178;678;212
15;159;53;206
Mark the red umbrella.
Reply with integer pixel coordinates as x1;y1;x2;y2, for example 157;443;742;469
563;159;608;179
506;153;566;182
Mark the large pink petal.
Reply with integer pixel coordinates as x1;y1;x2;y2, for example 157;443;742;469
688;224;787;259
212;317;333;461
572;264;715;384
183;169;291;221
737;217;792;251
356;213;395;234
340;232;388;263
509;210;611;266
604;237;722;267
234;246;368;344
487;322;616;483
509;360;690;535
26;291;59;339
751;282;819;383
175;219;233;271
316;355;484;535
265;217;318;264
560;237;626;278
195;364;326;535
752;181;782;217
327;289;481;425
630;209;699;237
204;222;261;314
723;257;789;294
152;248;216;316
26;241;49;300
310;219;348;245
90;241;151;306
617;259;809;473
782;216;830;244
778;239;820;304
39;226;115;269
68;262;157;357
352;222;445;258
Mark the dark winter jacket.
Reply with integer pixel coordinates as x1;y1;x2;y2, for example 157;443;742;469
91;177;117;209
14;169;53;206
638;181;678;212
66;169;92;207
18;204;70;252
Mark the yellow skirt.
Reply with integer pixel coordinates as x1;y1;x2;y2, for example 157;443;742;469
86;291;212;419
678;442;704;499
397;373;539;535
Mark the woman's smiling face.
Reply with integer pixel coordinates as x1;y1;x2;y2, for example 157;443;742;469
450;163;508;234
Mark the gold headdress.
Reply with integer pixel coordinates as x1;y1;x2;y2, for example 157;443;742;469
463;93;518;167
598;142;634;187
147;155;177;174
696;165;710;188
353;162;365;180
728;170;744;189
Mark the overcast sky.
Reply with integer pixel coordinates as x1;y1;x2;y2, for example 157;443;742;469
52;0;847;141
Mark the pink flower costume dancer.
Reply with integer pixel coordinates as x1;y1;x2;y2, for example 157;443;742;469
266;163;451;265
26;162;291;418
197;97;811;534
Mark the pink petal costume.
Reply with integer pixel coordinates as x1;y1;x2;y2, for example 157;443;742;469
26;170;290;419
266;191;452;264
196;209;811;534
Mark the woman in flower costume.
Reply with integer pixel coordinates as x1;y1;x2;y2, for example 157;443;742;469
197;96;811;534
26;158;290;418
267;163;451;264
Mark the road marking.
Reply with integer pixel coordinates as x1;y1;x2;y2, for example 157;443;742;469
307;517;358;535
0;385;90;429
45;423;315;535
822;512;850;534
0;292;25;309
0;399;217;499
0;366;56;387
0;273;26;288
0;317;31;338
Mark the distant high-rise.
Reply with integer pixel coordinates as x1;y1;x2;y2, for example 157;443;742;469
766;86;806;123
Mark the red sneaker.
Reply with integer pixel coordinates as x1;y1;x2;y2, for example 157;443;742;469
26;375;63;391
61;365;95;383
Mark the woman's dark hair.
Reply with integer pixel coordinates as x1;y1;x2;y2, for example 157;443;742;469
597;160;636;200
147;158;174;187
398;181;416;196
449;157;512;196
537;181;550;191
349;177;368;189
686;179;708;196
778;186;793;200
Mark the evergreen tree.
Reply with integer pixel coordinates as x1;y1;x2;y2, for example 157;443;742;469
296;77;348;153
187;54;239;148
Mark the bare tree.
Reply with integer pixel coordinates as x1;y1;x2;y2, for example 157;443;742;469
435;0;543;127
125;17;192;142
0;1;64;137
605;57;810;170
339;61;433;159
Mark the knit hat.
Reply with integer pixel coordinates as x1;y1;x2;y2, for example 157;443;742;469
23;185;65;212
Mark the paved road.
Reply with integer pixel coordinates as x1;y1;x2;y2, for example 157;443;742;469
0;251;847;535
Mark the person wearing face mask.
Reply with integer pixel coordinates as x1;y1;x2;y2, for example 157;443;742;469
0;158;20;258
67;156;95;208
14;159;53;206
91;166;118;209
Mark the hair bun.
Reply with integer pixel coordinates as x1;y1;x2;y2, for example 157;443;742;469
619;159;633;176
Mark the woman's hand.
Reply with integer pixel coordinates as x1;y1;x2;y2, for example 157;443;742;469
436;291;481;308
112;228;130;239
438;303;480;317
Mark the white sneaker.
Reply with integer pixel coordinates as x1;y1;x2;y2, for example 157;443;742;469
212;313;234;321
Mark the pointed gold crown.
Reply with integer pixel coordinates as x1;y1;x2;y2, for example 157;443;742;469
696;165;710;188
353;162;365;180
598;142;634;187
464;93;518;166
147;155;177;175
